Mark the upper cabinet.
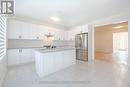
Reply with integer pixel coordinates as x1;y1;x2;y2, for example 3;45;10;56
53;29;68;40
7;20;43;40
81;24;88;33
7;19;68;40
7;20;22;39
68;24;88;40
7;19;88;41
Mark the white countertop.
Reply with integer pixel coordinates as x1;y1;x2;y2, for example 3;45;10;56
35;47;76;53
7;47;44;50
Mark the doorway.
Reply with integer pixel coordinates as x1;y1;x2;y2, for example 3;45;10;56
95;22;128;65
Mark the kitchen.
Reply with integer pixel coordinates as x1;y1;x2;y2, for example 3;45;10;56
7;18;89;77
0;0;130;87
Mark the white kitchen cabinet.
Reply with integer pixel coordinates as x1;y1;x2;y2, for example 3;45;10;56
20;21;30;39
59;32;66;40
63;32;69;40
35;49;76;77
28;23;39;39
7;49;35;66
68;24;88;40
37;28;44;40
53;30;68;40
8;20;29;39
7;19;68;40
81;24;88;33
8;49;20;66
20;49;33;64
53;53;62;70
7;20;22;39
7;20;44;40
23;49;35;63
30;49;35;61
54;32;61;40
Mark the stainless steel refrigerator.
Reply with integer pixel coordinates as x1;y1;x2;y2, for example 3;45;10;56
75;33;88;61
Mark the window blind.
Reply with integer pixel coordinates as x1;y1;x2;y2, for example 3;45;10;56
0;16;6;59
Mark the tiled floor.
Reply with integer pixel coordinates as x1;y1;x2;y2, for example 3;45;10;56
2;60;130;87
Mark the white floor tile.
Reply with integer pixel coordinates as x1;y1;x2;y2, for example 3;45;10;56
2;60;130;87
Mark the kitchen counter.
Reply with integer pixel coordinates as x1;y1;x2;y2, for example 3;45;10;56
35;47;75;53
7;47;44;50
35;47;76;77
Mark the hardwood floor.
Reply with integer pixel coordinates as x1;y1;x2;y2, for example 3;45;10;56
95;51;128;65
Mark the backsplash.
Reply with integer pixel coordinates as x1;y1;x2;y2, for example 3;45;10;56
53;40;75;47
8;39;75;49
8;39;43;48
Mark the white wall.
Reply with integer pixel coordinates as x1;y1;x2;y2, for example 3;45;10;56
95;28;128;53
88;25;95;62
95;31;113;53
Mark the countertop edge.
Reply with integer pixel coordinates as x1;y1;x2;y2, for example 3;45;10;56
35;48;76;53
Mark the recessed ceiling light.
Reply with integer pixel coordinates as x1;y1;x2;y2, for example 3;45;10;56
50;16;61;22
113;26;123;29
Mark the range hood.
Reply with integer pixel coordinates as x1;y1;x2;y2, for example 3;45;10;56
44;32;54;47
45;32;54;37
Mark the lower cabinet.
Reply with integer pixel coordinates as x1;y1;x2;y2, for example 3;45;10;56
35;50;76;77
8;49;20;66
7;49;35;66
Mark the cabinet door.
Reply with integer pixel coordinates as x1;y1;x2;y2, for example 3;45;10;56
53;30;67;40
81;24;88;33
8;20;21;39
20;49;31;64
7;49;20;66
63;32;68;40
54;31;60;40
30;49;35;61
58;32;64;40
20;22;30;39
53;52;63;70
36;26;44;40
20;49;35;64
68;30;76;40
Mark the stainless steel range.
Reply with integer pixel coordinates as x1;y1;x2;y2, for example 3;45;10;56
75;33;88;61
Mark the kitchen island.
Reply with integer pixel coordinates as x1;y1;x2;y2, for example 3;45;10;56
35;47;76;77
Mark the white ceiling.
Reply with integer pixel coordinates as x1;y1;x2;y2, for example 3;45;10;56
15;0;130;28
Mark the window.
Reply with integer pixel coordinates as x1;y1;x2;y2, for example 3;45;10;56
0;16;6;60
113;32;128;53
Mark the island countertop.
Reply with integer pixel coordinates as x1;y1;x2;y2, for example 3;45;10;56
35;47;76;53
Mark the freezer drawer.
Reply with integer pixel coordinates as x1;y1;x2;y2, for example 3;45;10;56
76;50;88;61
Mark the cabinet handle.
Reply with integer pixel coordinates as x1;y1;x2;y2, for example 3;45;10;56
19;49;22;53
19;36;22;39
36;37;39;39
19;49;20;52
